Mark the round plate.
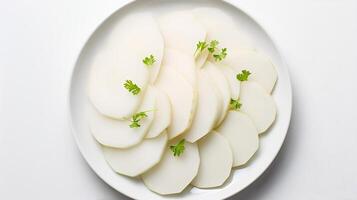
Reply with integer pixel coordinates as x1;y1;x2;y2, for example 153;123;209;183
68;0;292;199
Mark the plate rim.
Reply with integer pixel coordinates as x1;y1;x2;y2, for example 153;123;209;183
66;0;293;199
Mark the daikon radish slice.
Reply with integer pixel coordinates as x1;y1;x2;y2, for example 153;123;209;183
102;132;167;177
90;86;156;148
192;131;233;188
217;111;259;167
142;141;200;195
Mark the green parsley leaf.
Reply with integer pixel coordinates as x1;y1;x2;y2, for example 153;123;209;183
208;40;219;53
143;55;156;66
170;139;185;157
213;48;227;61
230;98;242;110
129;111;149;128
194;41;208;57
236;70;251;81
123;80;141;95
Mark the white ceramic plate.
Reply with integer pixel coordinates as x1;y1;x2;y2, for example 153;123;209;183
68;0;292;199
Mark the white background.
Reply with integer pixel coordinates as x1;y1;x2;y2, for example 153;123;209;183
1;0;357;199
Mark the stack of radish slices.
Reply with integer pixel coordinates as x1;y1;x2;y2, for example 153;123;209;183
88;7;277;195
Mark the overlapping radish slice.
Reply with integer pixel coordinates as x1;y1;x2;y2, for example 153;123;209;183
156;67;196;139
192;7;253;51
204;61;231;126
109;12;164;83
192;131;233;188
89;50;150;119
240;81;277;133
102;131;168;177
142;140;200;195
222;49;277;93
217;111;259;167
158;11;208;68
184;70;221;143
221;66;241;99
90;86;156;148
162;48;197;87
146;88;171;139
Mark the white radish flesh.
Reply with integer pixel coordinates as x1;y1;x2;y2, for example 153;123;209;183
222;49;277;93
90;86;156;148
184;71;221;143
156;67;196;139
88;50;149;119
142;141;200;195
204;61;231;126
221;66;240;99
146;88;171;139
192;131;233;188
109;12;164;83
240;81;277;133
158;11;207;57
102;132;168;177
217;111;259;167
192;7;253;51
162;48;197;87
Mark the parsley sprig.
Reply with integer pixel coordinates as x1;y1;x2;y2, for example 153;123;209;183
208;40;219;53
194;41;208;57
213;48;227;61
194;39;227;62
236;70;251;81
230;98;242;111
170;139;185;157
143;55;156;66
129;110;153;128
123;80;141;95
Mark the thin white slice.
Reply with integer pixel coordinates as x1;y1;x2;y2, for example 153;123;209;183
158;11;206;57
222;49;277;93
195;49;209;68
162;48;197;86
102;132;168;177
89;50;150;119
90;86;156;148
221;66;240;99
146;88;171;139
192;131;233;188
142;141;200;195
109;12;164;83
156;67;196;139
240;81;277;133
184;71;221;143
204;61;231;126
193;7;254;51
217;111;259;167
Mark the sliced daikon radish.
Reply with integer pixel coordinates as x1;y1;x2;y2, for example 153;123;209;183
109;12;164;83
89;50;150;119
195;49;209;68
240;81;277;133
146;88;171;139
90;86;156;148
102;131;168;177
192;131;233;188
184;71;221;143
192;7;253;51
222;49;277;93
217;111;259;167
142;141;200;195
158;11;206;57
204;61;231;126
162;48;197;86
156;67;196;139
220;66;240;99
